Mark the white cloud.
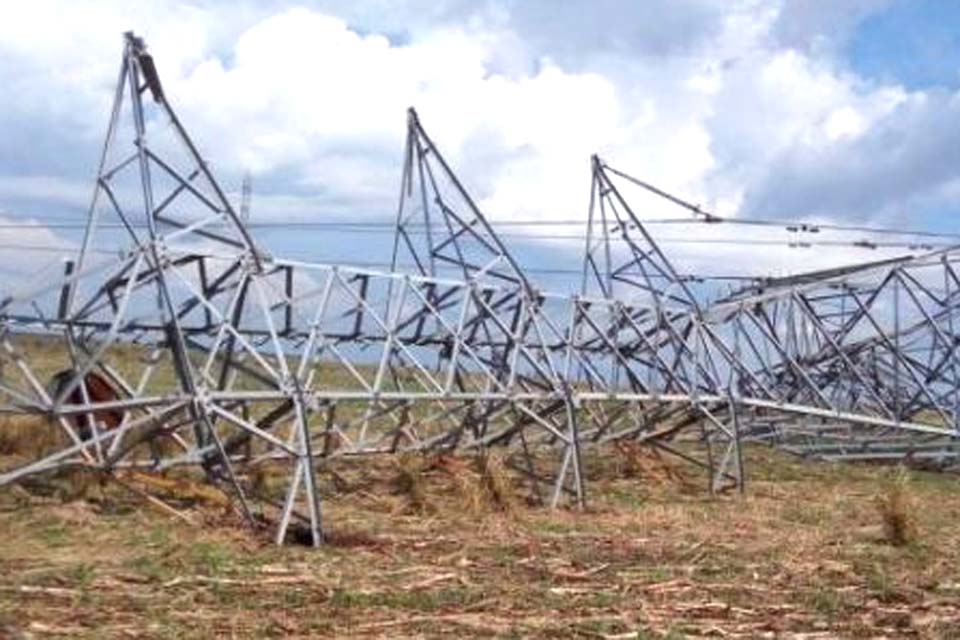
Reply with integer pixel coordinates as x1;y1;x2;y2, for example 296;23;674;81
0;214;76;298
0;0;956;290
740;88;960;220
770;0;893;52
0;176;90;209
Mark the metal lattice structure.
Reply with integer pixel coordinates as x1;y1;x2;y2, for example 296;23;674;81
1;34;957;546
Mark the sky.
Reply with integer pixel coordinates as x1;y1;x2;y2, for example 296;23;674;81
0;0;959;294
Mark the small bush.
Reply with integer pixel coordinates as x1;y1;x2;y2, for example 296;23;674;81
875;466;917;546
613;441;689;486
0;415;62;458
390;453;431;513
475;450;516;513
429;451;518;515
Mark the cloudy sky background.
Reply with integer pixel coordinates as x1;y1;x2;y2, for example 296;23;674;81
0;0;959;294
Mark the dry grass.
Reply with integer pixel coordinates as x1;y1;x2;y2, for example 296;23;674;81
876;466;917;547
427;450;519;516
0;415;62;460
390;453;434;514
611;440;694;487
389;451;521;517
475;450;516;513
0;445;958;638
2;337;956;636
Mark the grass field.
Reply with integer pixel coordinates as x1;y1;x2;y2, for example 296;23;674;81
1;445;959;639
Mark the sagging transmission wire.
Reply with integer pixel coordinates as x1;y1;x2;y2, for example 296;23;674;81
599;162;960;242
0;224;945;251
1;216;959;242
0;241;760;281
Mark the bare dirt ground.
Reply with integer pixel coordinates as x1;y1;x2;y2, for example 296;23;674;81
1;446;958;639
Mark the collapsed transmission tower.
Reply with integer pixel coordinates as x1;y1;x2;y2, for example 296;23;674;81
0;34;957;546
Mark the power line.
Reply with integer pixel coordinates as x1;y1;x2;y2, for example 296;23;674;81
0;241;761;281
0;220;950;250
600;162;960;240
0;216;959;240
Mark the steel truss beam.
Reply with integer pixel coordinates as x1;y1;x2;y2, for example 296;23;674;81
1;34;957;545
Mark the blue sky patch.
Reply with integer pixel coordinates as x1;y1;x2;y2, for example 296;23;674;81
848;0;960;89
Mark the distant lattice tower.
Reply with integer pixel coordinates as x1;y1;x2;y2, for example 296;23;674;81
240;171;252;225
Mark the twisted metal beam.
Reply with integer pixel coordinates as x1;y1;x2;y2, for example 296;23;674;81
1;34;956;548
